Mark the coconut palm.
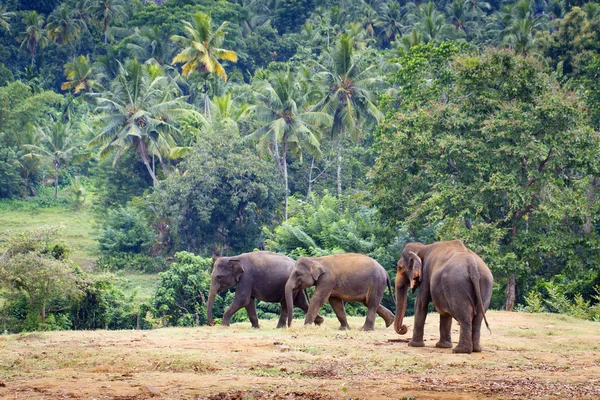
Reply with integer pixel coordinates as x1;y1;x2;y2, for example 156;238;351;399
91;59;194;186
72;0;95;34
374;1;406;46
22;119;86;199
61;55;96;94
46;4;81;56
248;69;331;220
125;26;174;65
316;34;384;195
171;12;238;81
500;0;547;54
92;0;126;44
1;4;15;34
407;2;456;44
19;11;48;66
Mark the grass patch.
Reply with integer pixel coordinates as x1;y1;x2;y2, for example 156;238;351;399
0;204;97;267
115;271;159;303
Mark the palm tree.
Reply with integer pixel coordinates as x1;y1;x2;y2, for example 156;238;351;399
171;12;238;81
0;4;15;34
92;0;126;44
407;2;456;44
22;120;85;199
125;26;174;65
19;11;48;66
46;4;81;56
497;0;547;54
374;1;406;46
72;0;95;34
61;55;96;94
248;69;331;220
91;59;195;186
316;34;384;195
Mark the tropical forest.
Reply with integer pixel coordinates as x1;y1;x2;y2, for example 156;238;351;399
0;0;600;336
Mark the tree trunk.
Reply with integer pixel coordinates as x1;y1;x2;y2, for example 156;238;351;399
53;160;60;199
307;156;315;200
503;274;516;311
136;139;158;186
283;143;289;221
584;176;600;234
336;134;343;196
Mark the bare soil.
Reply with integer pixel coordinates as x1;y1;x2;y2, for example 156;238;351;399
1;311;599;399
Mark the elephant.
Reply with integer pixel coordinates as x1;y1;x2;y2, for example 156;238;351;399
394;240;493;354
284;253;396;331
207;251;324;328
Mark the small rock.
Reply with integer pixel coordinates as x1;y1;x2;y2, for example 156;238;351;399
141;385;161;396
277;344;292;352
0;381;6;388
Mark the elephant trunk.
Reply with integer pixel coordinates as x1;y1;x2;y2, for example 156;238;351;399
285;279;296;327
394;282;409;335
207;282;218;326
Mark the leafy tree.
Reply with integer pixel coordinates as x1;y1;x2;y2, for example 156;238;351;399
373;48;600;311
150;126;283;255
171;11;238;81
91;58;194;186
152;251;213;327
248;68;330;220
316;34;383;195
0;227;82;330
0;147;24;199
19;11;48;66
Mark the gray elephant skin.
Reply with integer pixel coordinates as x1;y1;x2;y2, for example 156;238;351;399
394;240;493;354
207;251;324;328
284;253;395;331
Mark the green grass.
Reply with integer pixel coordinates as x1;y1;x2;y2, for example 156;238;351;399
0;204;98;267
116;271;159;303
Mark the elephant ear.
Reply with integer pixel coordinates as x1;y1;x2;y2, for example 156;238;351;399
408;251;422;291
229;258;245;282
310;261;325;282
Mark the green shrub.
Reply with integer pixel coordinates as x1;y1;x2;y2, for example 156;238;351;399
95;253;167;273
97;206;157;256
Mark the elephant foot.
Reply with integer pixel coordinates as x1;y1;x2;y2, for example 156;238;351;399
251;324;260;329
452;345;473;354
435;340;453;349
314;315;325;326
472;343;482;353
275;323;286;329
384;319;394;328
408;340;425;347
221;321;230;327
339;325;351;331
360;325;375;332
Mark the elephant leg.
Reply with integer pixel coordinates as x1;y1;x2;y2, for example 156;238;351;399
245;298;260;329
453;316;474;354
222;294;250;326
304;286;330;326
376;304;395;327
471;311;484;352
409;294;429;347
329;297;350;330
276;300;288;329
436;314;453;348
361;302;379;331
294;292;324;326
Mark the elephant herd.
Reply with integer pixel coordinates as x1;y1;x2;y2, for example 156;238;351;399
206;240;493;354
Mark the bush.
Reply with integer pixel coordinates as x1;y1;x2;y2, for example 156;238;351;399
152;252;215;327
97;206;157;256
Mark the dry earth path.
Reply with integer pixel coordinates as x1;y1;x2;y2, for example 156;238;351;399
1;311;599;399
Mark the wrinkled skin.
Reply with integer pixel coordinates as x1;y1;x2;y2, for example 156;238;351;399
285;253;395;331
207;251;324;328
394;240;493;354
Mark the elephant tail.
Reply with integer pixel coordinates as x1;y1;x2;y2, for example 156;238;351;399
468;259;491;335
387;273;396;305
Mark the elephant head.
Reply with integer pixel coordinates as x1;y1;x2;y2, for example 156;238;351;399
285;257;325;327
207;257;245;325
394;249;422;335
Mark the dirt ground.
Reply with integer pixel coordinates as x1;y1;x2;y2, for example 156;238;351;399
1;311;599;399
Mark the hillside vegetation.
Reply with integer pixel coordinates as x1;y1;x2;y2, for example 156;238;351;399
0;0;599;333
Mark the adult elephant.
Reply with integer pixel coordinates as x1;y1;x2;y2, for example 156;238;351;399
394;240;493;354
207;251;324;328
284;253;395;331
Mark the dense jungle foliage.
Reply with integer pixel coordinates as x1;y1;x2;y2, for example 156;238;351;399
1;0;600;332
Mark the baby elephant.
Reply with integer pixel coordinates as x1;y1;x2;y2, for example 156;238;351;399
207;251;324;328
284;253;395;331
394;240;493;354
